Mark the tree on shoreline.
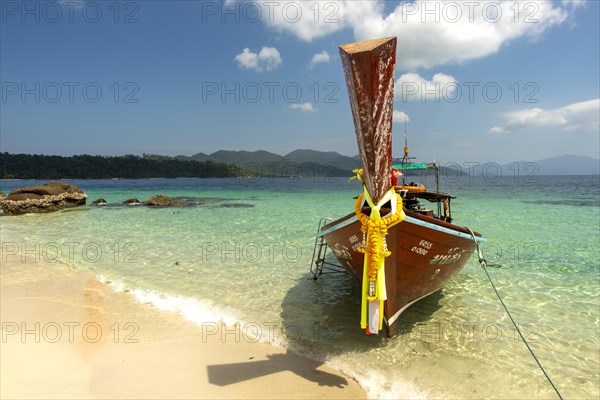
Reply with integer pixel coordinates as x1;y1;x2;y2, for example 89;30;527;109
0;153;242;179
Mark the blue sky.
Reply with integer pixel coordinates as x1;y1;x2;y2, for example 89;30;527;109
1;0;598;164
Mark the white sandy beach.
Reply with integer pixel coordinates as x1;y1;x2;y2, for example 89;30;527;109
0;260;366;399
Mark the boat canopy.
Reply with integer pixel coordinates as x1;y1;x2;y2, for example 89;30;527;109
392;163;434;170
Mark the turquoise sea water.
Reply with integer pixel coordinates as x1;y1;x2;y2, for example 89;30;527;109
1;175;599;399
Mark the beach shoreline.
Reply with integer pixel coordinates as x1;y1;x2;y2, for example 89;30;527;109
0;259;366;399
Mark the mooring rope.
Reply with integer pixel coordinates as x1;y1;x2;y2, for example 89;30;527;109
466;228;564;400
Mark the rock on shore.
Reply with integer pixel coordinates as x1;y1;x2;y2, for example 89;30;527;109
144;195;186;207
0;182;87;215
123;198;142;205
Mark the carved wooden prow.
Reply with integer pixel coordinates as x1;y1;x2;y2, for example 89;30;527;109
339;37;397;203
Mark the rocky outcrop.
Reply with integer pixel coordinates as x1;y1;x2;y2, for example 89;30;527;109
144;195;185;207
0;182;87;215
92;198;108;205
123;198;141;205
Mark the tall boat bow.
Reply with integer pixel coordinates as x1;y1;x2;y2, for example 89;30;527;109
339;36;397;204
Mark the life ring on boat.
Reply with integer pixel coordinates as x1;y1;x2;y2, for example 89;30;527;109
394;185;426;192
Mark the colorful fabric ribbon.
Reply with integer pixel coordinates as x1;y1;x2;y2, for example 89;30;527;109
354;186;405;334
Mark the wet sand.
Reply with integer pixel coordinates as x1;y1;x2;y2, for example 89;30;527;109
0;260;366;399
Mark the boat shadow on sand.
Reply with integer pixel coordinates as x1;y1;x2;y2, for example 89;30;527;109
276;260;446;355
206;351;350;388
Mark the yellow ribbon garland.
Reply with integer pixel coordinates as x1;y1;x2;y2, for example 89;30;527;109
347;168;363;183
354;186;405;332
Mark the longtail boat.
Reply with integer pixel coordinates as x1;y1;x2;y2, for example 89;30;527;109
310;37;485;337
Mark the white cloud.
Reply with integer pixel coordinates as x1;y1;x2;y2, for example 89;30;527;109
489;126;507;134
289;102;317;112
395;72;457;102
308;51;331;69
556;99;600;132
234;46;282;72
256;1;346;41
354;1;570;69
393;110;410;124
257;0;575;69
504;107;568;127
493;99;599;133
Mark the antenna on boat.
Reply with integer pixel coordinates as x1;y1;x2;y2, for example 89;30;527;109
404;114;408;157
399;114;416;166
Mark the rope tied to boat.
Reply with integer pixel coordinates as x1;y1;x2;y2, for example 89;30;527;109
354;186;405;334
466;228;564;400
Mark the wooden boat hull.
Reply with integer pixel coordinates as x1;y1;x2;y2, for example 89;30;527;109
320;210;482;337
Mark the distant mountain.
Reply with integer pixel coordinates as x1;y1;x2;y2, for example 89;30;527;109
532;155;599;175
209;150;285;165
462;155;600;176
189;152;210;162
284;149;360;171
178;149;360;176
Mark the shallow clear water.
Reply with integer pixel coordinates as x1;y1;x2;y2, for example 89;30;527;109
1;175;599;399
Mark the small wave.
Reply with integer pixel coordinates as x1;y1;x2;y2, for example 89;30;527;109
326;359;430;399
96;275;239;326
95;274;290;348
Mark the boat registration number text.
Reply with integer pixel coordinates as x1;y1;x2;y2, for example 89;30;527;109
411;240;432;256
